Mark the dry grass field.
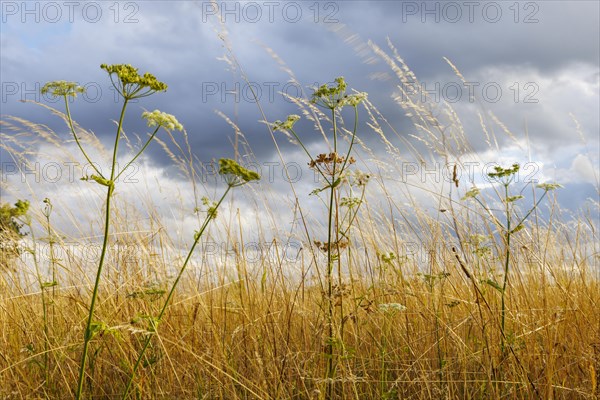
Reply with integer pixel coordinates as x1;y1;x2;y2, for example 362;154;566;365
1;43;598;399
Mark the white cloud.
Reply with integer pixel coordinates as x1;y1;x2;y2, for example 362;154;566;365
568;154;598;185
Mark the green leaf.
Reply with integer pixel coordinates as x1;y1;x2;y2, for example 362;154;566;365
506;195;524;202
510;224;525;234
483;279;503;292
86;321;109;341
272;114;300;131
309;186;327;196
90;175;112;187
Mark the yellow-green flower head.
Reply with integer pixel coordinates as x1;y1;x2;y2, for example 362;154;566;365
488;163;520;179
142;110;183;131
536;182;562;191
101;63;167;99
41;81;86;98
218;158;260;187
312;77;347;99
311;77;348;109
462;187;481;200
272;114;300;131
339;92;368;108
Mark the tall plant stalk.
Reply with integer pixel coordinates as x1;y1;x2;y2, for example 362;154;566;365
123;158;259;398
41;65;178;399
74;97;127;398
272;78;366;399
463;164;560;355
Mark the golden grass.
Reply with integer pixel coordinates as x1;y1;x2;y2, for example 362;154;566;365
0;248;598;399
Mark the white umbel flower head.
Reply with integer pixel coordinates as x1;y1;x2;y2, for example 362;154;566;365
142;110;183;131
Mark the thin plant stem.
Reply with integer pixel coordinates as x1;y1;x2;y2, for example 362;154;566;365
63;97;103;177
75;98;129;400
500;183;511;355
114;126;160;181
122;185;232;399
24;219;50;389
325;108;337;400
288;127;330;185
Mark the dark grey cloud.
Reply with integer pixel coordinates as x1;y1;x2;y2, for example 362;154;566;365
1;1;598;212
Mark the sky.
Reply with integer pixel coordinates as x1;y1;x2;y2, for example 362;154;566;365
1;1;599;249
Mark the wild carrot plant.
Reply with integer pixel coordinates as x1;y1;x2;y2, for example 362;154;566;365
41;64;179;399
462;164;561;355
273;77;367;399
122;158;259;398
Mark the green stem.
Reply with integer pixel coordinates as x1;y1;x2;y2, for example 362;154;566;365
516;190;548;227
114;127;160;181
339;186;366;240
325;108;337;400
109;99;129;182
288;128;330;185
122;185;232;399
64;97;103;178
336;106;363;240
339;106;359;173
45;210;57;312
500;183;510;355
75;98;129;400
